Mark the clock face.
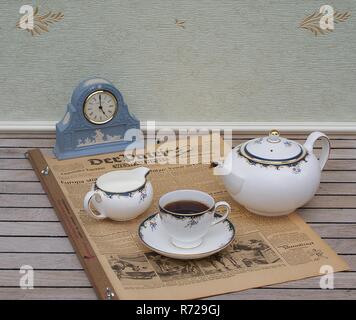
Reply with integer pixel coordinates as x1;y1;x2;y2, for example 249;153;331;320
83;90;118;124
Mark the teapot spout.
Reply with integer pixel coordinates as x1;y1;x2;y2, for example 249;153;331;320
226;172;244;196
212;161;244;196
211;161;229;176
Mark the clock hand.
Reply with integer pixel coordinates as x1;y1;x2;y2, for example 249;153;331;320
97;95;108;117
99;105;108;116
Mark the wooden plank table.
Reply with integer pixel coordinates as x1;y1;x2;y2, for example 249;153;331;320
0;132;355;300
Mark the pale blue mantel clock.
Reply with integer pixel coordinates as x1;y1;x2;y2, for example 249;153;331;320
54;78;141;160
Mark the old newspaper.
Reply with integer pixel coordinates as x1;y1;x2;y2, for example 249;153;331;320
40;137;348;299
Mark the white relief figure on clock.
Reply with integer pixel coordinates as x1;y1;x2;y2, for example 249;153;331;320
77;129;123;147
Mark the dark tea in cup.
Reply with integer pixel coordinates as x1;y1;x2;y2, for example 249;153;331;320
163;200;209;215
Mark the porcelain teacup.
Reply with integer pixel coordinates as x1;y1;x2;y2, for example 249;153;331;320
158;190;231;249
83;167;153;221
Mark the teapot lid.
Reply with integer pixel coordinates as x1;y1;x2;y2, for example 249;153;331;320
239;130;307;165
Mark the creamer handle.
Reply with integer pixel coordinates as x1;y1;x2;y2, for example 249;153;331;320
304;132;330;171
83;190;106;220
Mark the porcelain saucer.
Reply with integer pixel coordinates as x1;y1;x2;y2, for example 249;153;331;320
138;213;235;260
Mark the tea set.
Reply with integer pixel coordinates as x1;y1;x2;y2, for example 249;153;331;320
84;130;330;259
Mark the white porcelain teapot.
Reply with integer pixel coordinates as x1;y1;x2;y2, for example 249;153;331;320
214;130;330;216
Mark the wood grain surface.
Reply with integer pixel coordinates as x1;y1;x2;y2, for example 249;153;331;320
0;133;355;299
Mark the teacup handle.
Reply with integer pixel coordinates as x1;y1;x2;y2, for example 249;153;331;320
83;190;106;220
212;201;231;226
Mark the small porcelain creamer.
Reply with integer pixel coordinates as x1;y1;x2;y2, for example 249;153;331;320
83;167;153;221
214;130;330;216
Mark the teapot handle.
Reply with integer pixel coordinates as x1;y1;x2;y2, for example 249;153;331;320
304;132;330;171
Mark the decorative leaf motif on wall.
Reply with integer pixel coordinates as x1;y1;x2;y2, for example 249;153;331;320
175;19;186;29
300;10;351;36
16;6;64;36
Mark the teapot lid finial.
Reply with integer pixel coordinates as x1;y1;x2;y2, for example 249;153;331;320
268;130;281;143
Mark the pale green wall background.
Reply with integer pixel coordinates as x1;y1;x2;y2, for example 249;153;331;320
0;0;355;122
